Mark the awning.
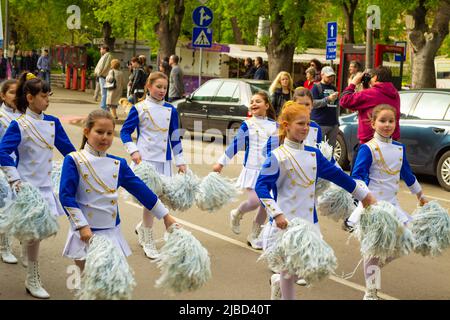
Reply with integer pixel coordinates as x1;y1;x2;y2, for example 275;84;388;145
226;44;340;64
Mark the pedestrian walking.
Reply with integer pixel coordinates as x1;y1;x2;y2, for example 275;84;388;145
168;55;185;102
120;71;186;259
37;49;51;90
255;101;376;300
346;104;428;300
12;50;23;79
0;79;20;265
0;73;76;299
269;71;294;116
212;91;277;249
129;57;147;104
105;59;124;120
94;45;113;110
59;109;177;275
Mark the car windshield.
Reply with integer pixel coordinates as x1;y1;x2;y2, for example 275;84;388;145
249;83;270;94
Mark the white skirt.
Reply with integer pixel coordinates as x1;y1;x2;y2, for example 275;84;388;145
39;186;65;217
236;167;260;190
130;159;173;177
62;224;131;260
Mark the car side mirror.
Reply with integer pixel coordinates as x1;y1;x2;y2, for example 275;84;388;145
186;94;192;102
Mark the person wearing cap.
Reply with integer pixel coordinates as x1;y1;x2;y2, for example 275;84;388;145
311;66;340;148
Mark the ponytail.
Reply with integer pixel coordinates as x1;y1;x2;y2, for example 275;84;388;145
15;72;50;113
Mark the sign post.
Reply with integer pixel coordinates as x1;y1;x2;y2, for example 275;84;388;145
192;5;213;87
326;22;338;66
366;5;381;70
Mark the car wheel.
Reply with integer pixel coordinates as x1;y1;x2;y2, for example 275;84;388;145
436;150;450;192
335;134;350;170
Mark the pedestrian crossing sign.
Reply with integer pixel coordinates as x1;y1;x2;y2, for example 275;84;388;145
192;27;213;48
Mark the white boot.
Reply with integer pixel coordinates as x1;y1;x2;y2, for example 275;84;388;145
246;221;263;250
25;261;50;299
270;273;281;300
141;227;159;259
0;233;18;264
229;209;244;234
363;288;380;300
135;221;144;247
21;243;28;267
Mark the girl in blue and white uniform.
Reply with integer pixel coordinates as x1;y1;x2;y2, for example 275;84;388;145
0;73;76;299
348;104;428;300
120;71;186;259
0;79;20;265
255;101;376;300
60;110;177;277
213;91;277;249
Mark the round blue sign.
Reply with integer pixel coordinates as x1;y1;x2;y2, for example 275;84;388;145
192;6;213;27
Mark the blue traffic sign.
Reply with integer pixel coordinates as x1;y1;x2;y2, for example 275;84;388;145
394;41;407;62
327;22;338;40
192;27;213;48
326;39;337;60
193;6;213;27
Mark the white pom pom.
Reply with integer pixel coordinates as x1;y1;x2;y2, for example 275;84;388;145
195;173;239;212
162;170;200;212
259;218;337;284
317;184;356;222
411;201;450;257
155;225;211;293
318;140;334;161
315;178;331;198
132;162;165;198
355;201;411;263
78;235;136;300
51;160;63;196
6;183;59;242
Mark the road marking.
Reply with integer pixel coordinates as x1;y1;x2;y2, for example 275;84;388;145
401;191;450;204
125;200;398;300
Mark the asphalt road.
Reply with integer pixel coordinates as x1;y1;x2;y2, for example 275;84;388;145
0;92;449;300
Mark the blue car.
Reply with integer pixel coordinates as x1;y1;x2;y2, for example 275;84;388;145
335;89;450;191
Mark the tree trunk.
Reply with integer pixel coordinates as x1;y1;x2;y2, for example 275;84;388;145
102;21;115;51
230;17;246;44
154;0;185;61
342;0;358;44
267;5;305;80
409;0;450;88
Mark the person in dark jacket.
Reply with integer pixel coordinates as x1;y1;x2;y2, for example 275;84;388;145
311;66;340;148
0;49;8;82
129;56;147;103
242;57;256;79
253;57;268;80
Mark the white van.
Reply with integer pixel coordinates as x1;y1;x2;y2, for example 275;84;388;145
435;58;450;88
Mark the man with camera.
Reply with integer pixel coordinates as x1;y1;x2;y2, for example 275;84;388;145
339;66;401;170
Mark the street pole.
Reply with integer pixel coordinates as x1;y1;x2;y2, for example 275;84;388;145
198;47;202;87
4;0;8;51
365;18;373;70
133;18;137;57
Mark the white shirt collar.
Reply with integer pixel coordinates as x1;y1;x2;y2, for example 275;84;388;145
26;108;44;120
147;95;165;105
1;103;18;114
284;138;304;150
374;132;392;144
253;115;268;121
84;143;106;157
